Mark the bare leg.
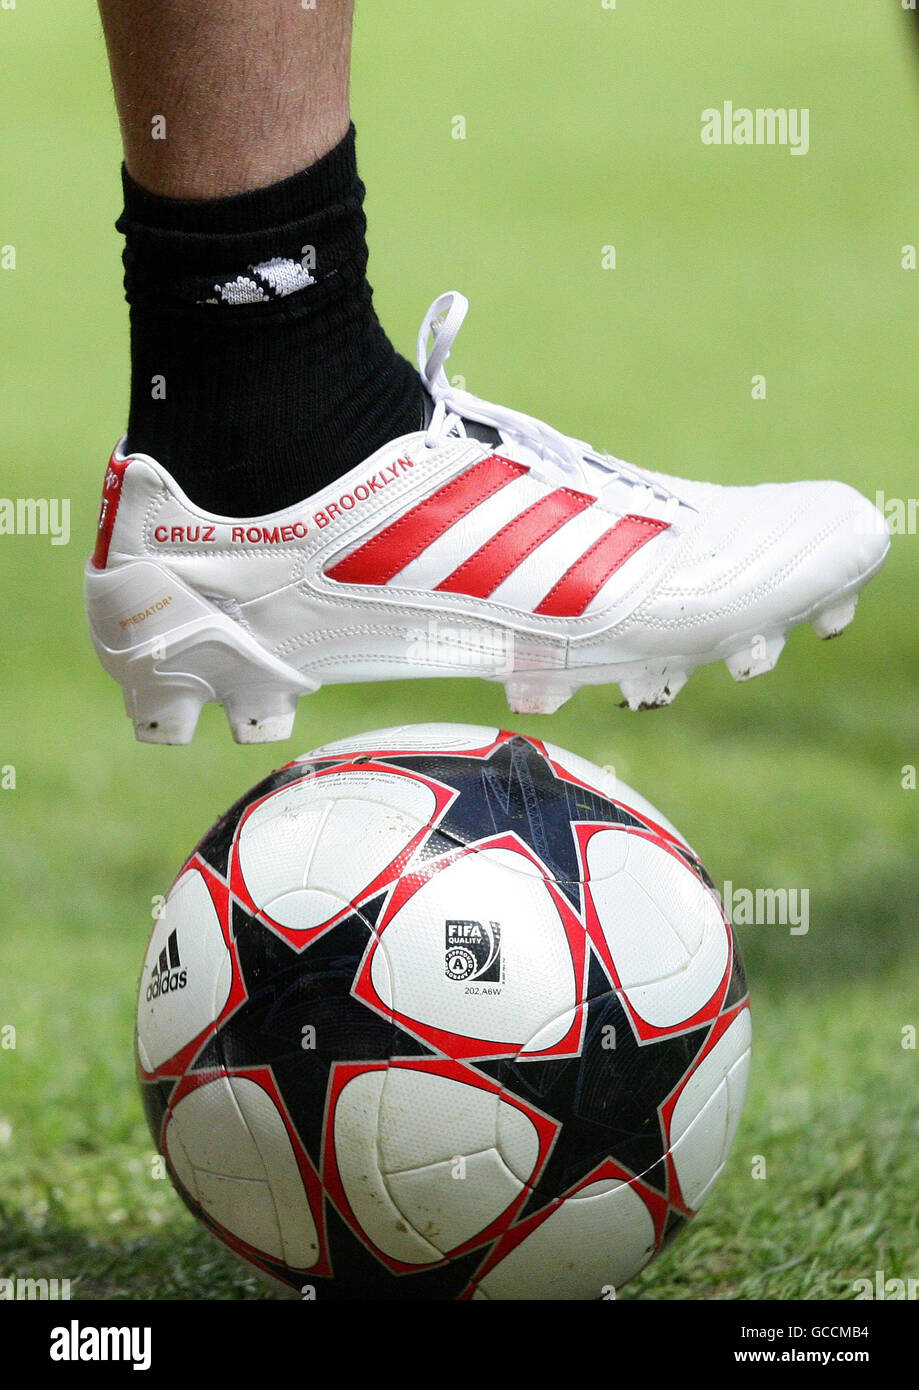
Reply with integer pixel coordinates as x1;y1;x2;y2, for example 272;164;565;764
97;0;354;199
93;0;419;517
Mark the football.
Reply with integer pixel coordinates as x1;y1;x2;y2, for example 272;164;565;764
136;723;751;1299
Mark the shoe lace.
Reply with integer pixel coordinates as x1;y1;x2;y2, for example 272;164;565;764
417;291;679;519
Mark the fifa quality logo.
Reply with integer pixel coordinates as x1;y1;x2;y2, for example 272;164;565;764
444;919;502;984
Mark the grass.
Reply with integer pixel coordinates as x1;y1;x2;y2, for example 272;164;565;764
1;0;918;1299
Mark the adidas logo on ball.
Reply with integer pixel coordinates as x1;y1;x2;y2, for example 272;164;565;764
136;727;754;1298
145;929;187;1001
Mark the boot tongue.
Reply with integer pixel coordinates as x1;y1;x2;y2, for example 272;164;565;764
458;417;503;448
420;391;502;447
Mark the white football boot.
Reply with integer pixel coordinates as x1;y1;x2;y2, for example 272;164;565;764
85;291;890;744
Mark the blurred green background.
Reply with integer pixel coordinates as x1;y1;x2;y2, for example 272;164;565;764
1;0;917;1298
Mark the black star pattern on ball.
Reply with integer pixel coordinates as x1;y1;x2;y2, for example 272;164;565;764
194;896;429;1161
380;734;653;908
478;951;712;1215
144;733;743;1297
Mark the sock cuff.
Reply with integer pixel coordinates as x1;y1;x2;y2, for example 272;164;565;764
117;125;369;313
118;123;359;235
118;126;425;512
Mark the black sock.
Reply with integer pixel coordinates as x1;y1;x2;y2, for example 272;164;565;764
117;126;424;515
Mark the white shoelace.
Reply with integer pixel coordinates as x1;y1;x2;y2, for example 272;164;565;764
417;291;680;520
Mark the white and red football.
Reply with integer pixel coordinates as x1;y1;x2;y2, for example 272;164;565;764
136;723;751;1299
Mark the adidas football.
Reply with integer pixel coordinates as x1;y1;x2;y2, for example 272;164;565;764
136;723;751;1299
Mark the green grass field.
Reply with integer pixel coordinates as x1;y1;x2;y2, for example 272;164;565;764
1;1;917;1300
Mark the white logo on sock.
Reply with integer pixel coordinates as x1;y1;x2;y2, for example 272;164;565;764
203;257;316;305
